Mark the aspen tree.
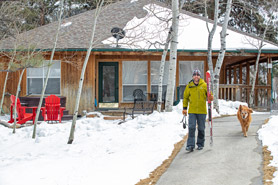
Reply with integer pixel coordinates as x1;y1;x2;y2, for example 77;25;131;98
157;0;185;112
32;0;64;139
206;0;233;113
68;0;104;144
165;0;179;112
12;47;44;133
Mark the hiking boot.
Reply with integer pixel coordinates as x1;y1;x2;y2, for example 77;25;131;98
186;146;194;152
197;146;203;150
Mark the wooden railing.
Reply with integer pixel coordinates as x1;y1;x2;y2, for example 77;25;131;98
219;84;271;108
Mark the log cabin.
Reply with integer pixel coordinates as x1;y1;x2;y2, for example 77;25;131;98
0;0;278;115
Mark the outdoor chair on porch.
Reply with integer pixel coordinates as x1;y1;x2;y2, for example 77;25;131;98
8;95;37;125
41;95;65;123
133;89;146;103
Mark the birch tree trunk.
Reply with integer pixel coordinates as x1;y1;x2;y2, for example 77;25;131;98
157;31;171;112
68;0;104;144
249;19;271;107
213;0;232;113
206;0;219;95
32;0;64;139
12;69;25;134
205;0;232;113
157;0;185;112
165;0;179;112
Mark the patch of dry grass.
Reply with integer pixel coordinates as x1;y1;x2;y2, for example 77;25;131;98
262;117;276;185
262;146;276;185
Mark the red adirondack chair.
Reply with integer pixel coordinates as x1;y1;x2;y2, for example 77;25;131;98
8;95;37;125
41;95;65;123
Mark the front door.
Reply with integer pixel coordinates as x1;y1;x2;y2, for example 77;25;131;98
98;62;119;108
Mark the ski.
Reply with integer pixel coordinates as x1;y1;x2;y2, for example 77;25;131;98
206;71;213;146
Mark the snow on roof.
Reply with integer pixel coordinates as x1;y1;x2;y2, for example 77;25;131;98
102;3;278;50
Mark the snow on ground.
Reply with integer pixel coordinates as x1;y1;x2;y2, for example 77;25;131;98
0;100;275;185
258;116;278;185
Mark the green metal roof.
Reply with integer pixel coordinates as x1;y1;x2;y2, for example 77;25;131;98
1;48;278;54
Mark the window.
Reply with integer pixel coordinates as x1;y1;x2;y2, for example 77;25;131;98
122;61;147;102
27;60;61;95
179;61;204;99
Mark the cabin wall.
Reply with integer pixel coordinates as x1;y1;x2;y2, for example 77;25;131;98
60;54;95;115
0;56;26;113
0;53;96;115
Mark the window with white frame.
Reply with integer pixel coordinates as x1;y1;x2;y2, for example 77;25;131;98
179;61;204;99
150;61;169;97
122;61;147;102
27;60;61;95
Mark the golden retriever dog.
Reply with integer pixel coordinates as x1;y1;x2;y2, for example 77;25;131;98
237;105;253;137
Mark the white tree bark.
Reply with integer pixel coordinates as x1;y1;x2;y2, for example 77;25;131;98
213;0;232;112
157;31;171;112
165;0;179;112
157;0;185;112
68;0;104;144
32;0;64;139
206;0;219;91
12;69;25;133
205;0;232;113
11;46;43;133
249;18;271;106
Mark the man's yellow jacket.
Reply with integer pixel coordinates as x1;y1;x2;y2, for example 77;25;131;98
183;78;208;114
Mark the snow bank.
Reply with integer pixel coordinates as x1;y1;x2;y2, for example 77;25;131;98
258;116;278;185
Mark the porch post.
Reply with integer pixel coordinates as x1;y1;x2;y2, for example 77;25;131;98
239;64;243;102
255;64;259;107
233;65;237;101
223;65;227;99
233;65;237;84
246;63;250;104
267;57;272;109
220;62;225;99
229;66;232;100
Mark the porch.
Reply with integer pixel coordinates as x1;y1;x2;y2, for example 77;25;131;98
219;84;271;110
219;54;277;110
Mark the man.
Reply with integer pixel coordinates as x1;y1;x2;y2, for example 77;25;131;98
182;69;213;151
